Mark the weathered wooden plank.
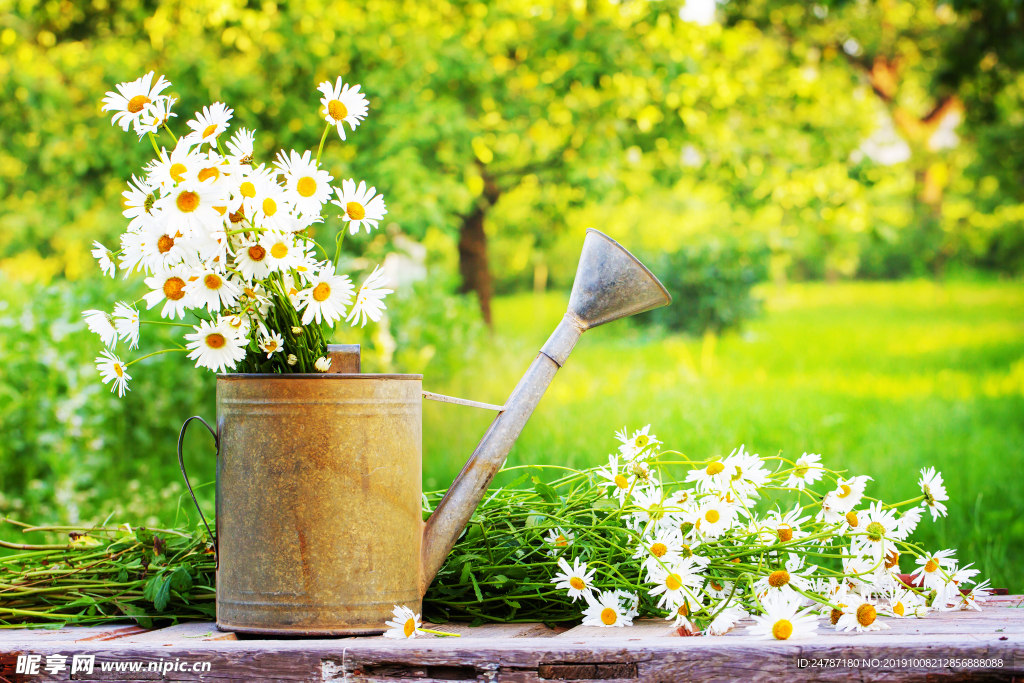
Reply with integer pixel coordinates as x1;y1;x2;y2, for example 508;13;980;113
556;618;676;640
409;622;561;639
115;622;238;644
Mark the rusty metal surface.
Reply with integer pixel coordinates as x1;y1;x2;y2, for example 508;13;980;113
419;229;671;589
216;374;422;636
326;344;361;373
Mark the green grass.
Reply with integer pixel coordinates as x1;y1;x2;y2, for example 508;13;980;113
423;280;1024;591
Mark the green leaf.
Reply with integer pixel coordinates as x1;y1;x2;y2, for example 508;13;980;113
592;498;619;511
468;571;483;602
168;565;193;592
531;476;559;504
116;602;154;630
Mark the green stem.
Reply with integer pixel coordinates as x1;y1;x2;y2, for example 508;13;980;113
125;347;187;367
315;122;332;165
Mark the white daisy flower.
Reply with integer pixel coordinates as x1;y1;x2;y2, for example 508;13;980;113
82;309;119;348
664;599;699;632
918;467;948;521
332;179;387;234
251;178;293;233
295;262;355;327
783;452;824;490
91;241;116;278
136;95;177;138
910;549;957;592
819;475;872;522
722;445;769;498
633;532;684;577
148;138;204;190
234;239;274;281
101;72;172;133
185;102;233;145
550;556;596;602
647;558;703;610
185;319;246;373
184;268;241;313
595;454;634;503
138;218;189;272
764;504;811;543
706;605;748;636
112;302;141;351
886;587;927;618
895;506;923;539
383;605;422;639
685;459;731;494
544;527;574;555
615;424;662;461
936;563;980;611
156;179;226;240
346;265;393;327
258;331;284;358
747;591;818;640
275;149;334;216
95;350;132;397
834;594;889;632
581;590;635;628
695;496;736;539
259;231;299;273
318;77;369;140
122;175;159;231
287;353;298;366
314;356;332;372
753;564;814;600
226;128;256;165
851;501;901;563
958;579;992;611
143;267;191;319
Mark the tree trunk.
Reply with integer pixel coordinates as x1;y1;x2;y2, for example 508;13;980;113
458;204;493;326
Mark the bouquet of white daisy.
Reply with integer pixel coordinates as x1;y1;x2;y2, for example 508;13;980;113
419;426;991;639
84;72;390;395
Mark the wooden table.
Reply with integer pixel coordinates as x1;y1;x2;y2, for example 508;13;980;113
1;595;1021;682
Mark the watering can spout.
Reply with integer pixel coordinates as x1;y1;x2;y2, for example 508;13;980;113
419;229;671;592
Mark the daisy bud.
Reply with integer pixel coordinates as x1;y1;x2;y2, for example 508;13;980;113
287;354;298;366
314;356;332;372
777;524;793;543
291;326;303;335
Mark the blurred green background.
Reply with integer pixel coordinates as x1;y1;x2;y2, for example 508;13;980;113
1;0;1022;589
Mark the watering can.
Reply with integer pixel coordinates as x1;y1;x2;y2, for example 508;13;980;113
178;228;670;635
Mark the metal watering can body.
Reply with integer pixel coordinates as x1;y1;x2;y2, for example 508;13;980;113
183;229;671;635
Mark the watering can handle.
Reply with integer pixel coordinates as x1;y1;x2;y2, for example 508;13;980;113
176;416;218;561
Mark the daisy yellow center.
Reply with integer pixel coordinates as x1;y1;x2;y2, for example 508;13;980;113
157;234;175;253
328;99;348;120
650;542;667;558
204;274;222;290
262;197;277;217
240;181;256;198
677;603;689;617
772;619;793;640
705;509;720;524
665;573;682;591
706;461;724;476
229;209;245;223
203;124;218;139
768;570;790;588
709;580;723;591
214;206;227;215
569;577;586;591
856;603;876;627
205;333;226;349
176;191;199;213
893;601;905;616
600;607;617;626
346;201;366;220
614;474;628;489
297;176;317;197
866;521;885;542
795;462;810;477
198;166;220;182
885;549;900;569
248;245;267;262
846;511;859;527
777;525;793;543
127;95;151;114
680;544;693;558
163;277;186;301
555;534;567;547
271;243;289;259
264;340;278;352
830;607;844;625
403;617;416;638
313;282;332;302
170;163;187;183
924;559;939;573
636;435;649;448
114;363;124;377
837;484;853;498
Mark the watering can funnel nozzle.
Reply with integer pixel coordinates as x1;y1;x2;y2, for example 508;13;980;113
420;229;671;592
567;228;673;330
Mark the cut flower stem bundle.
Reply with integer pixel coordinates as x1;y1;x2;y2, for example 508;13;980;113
0;428;991;637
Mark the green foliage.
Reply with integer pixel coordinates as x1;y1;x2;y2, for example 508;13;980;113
634;239;770;334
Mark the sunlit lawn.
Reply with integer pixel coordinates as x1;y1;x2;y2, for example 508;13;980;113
423;280;1024;591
